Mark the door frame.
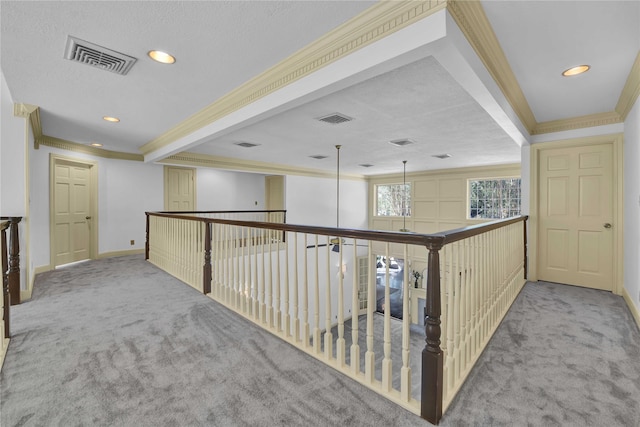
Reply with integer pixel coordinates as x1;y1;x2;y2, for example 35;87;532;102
265;175;285;211
528;133;624;295
163;166;196;211
49;154;99;267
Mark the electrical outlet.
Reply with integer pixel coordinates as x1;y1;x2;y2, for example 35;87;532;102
130;240;135;246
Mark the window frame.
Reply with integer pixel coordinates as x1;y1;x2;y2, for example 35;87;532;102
467;176;522;220
374;182;412;217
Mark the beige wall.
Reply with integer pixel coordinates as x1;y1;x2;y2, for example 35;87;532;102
368;163;521;269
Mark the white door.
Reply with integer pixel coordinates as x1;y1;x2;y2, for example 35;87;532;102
265;175;284;211
53;160;92;266
538;143;614;291
165;166;195;211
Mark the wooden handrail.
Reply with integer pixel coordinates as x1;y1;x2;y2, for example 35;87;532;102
421;215;528;424
1;221;10;338
154;210;287;215
145;212;527;250
0;217;22;305
146;211;447;247
145;211;528;425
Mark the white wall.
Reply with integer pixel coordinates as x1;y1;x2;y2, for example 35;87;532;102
29;148;279;269
196;168;265;211
29;145;165;268
1;71;29;292
0;71;26;216
624;98;640;316
283;174;368;330
99;158;164;253
285;175;368;229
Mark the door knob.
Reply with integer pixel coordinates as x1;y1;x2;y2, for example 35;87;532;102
603;223;612;229
86;216;92;220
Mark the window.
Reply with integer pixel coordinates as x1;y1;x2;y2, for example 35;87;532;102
376;184;411;216
469;178;521;219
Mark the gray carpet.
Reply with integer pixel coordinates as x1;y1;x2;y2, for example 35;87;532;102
2;255;639;426
442;281;640;426
1;255;425;427
323;313;425;400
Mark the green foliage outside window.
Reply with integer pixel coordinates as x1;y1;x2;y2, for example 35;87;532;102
376;184;411;216
469;178;521;219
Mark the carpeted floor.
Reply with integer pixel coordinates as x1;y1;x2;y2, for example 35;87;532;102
1;255;639;426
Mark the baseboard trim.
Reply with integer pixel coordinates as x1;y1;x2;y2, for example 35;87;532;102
97;249;145;259
622;287;640;332
21;264;53;303
0;337;10;372
20;289;32;303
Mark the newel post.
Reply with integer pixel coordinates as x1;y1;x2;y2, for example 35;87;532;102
2;225;10;338
145;213;150;260
421;242;444;424
203;222;212;294
523;217;528;280
8;217;21;306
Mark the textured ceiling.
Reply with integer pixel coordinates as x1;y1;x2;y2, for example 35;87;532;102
0;0;375;153
190;56;521;175
482;1;640;122
1;1;638;175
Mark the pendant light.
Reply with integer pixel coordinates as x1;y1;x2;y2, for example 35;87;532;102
331;145;342;252
399;160;410;232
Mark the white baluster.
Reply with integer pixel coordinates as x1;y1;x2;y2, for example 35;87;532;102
401;243;411;401
382;242;392;392
313;235;320;354
364;243;375;384
336;239;345;368
350;240;360;375
324;242;332;361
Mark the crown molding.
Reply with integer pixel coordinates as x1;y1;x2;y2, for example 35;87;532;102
533;111;622;135
39;135;144;161
162;151;366;181
29;107;43;149
13;103;38;118
13;103;43;148
139;0;448;157
366;162;520;181
616;51;640;121
447;0;537;134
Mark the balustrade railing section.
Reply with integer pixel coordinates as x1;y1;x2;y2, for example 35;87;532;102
1;220;13;369
146;211;527;424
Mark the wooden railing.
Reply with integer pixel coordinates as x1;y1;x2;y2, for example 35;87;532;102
421;216;528;421
0;217;21;306
1;220;12;368
145;211;527;424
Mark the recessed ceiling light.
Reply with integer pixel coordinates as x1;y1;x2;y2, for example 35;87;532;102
432;153;452;159
359;164;374;168
562;65;590;77
89;143;103;147
103;116;120;122
148;50;176;64
310;155;328;160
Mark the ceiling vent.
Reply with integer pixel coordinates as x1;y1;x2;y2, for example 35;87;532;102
389;138;415;147
310;155;328;160
234;141;260;148
432;153;452;159
64;36;137;75
316;113;353;125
